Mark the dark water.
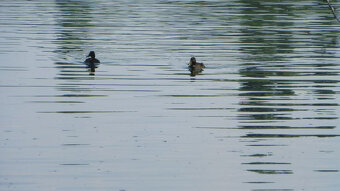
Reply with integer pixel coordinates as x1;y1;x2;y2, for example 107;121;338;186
1;0;340;190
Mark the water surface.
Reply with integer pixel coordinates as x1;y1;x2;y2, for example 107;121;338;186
1;0;340;191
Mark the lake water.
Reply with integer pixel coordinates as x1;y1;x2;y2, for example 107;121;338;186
1;0;340;190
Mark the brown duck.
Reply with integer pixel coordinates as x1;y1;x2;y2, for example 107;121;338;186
188;57;205;76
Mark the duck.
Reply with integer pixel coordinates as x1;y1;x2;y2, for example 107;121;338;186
84;51;100;72
188;57;205;76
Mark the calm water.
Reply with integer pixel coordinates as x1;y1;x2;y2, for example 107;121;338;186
1;0;340;190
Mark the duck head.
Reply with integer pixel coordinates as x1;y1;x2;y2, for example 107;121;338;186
189;57;197;66
87;51;96;59
190;57;196;64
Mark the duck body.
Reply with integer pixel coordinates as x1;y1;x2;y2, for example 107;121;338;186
188;57;205;76
84;51;100;72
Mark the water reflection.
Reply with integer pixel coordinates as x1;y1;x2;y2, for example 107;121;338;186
236;0;340;187
54;1;102;104
237;0;339;130
54;0;93;56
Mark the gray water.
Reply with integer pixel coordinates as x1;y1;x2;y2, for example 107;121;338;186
1;0;340;190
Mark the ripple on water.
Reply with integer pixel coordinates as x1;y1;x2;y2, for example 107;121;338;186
1;0;340;191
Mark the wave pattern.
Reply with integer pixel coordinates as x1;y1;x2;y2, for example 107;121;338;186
1;0;340;191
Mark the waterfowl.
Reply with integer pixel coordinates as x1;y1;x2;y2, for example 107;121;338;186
188;57;205;76
84;51;100;72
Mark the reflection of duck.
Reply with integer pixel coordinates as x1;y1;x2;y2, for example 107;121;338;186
188;57;205;76
84;51;100;72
